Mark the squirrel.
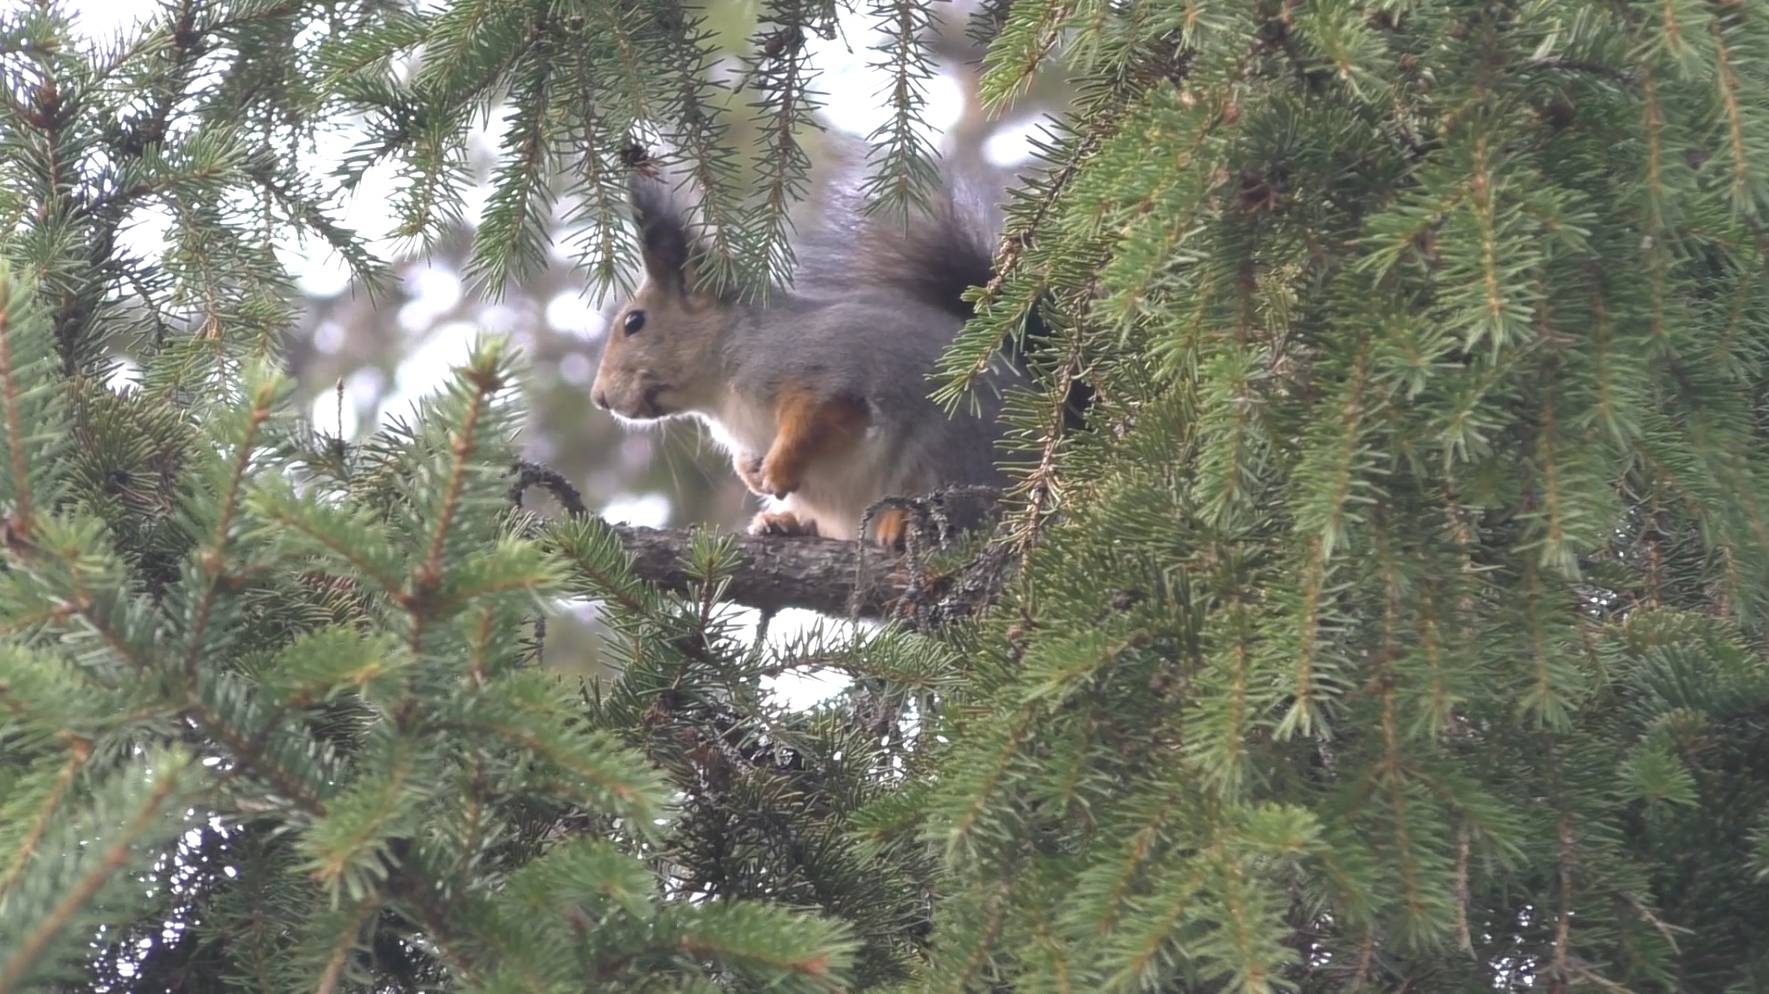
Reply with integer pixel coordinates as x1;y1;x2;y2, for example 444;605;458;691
590;152;1075;548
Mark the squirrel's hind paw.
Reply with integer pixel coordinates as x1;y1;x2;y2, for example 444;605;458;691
871;507;910;551
748;509;819;538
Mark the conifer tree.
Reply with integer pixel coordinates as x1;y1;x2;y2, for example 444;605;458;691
9;0;1769;993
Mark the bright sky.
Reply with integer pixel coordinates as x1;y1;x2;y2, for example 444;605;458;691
69;1;1025;707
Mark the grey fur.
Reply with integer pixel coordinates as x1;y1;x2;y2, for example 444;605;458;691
591;153;1018;541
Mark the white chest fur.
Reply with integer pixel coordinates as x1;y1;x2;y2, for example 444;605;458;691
691;392;907;541
697;391;776;457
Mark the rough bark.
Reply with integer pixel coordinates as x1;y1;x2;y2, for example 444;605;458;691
511;461;1012;623
605;521;913;618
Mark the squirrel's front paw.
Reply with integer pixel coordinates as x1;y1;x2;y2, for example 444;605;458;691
748;510;818;538
733;453;768;496
757;453;800;499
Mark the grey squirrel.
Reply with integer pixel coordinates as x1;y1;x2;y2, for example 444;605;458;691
590;152;1083;547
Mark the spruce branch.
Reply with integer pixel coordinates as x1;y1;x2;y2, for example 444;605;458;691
743;0;829;284
1522;55;1639;87
1010;321;1085;559
559;88;632;297
249;489;408;595
0;270;37;534
975;0;1076;113
652;3;748;295
0;736;89;901
180;369;278;676
466;42;557;296
1709;13;1761;218
669;903;854;994
248;160;387;293
581;0;659;125
0;751;191;994
431;713;656;814
418;357;494;588
861;0;941;220
313;897;383;994
181;694;332;814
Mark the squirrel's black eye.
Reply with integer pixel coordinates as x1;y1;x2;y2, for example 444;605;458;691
623;310;647;336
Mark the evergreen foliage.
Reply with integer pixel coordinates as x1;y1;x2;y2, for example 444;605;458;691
0;267;869;991
6;0;1769;993
909;2;1769;992
0;2;900;991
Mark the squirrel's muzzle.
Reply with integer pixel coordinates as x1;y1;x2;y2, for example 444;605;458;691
590;376;669;421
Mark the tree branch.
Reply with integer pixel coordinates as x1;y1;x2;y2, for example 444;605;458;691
509;461;1012;622
604;521;910;618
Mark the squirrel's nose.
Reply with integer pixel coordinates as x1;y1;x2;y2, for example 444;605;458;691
591;387;608;410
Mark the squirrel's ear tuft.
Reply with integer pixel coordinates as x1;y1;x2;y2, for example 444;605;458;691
630;176;690;293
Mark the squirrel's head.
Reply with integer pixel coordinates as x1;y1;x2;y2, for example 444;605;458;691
591;178;732;422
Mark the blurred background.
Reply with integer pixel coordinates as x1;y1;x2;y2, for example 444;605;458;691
74;0;1068;688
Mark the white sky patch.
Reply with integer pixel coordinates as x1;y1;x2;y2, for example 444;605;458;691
477;303;522;335
398;264;463;332
67;2;146;39
271;122;414;260
469;105;504;158
341;160;408;257
806;7;965;143
600;492;672;529
548;231;578;265
461;182;493;232
379;319;478;422
820;68;966;143
409;263;465;308
107;357;140;392
117;205;176;263
312;319;346;355
721;606;869;710
280;240;355;298
766;668;851;710
345;366;387;409
547;290;607;340
309;388;360;440
985;116;1044;168
554;596;602;621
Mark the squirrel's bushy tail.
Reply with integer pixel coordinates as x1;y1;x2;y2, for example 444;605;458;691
792;175;995;321
795;162;1091;429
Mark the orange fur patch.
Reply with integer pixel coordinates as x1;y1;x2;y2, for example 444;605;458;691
758;389;869;498
871;506;911;550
